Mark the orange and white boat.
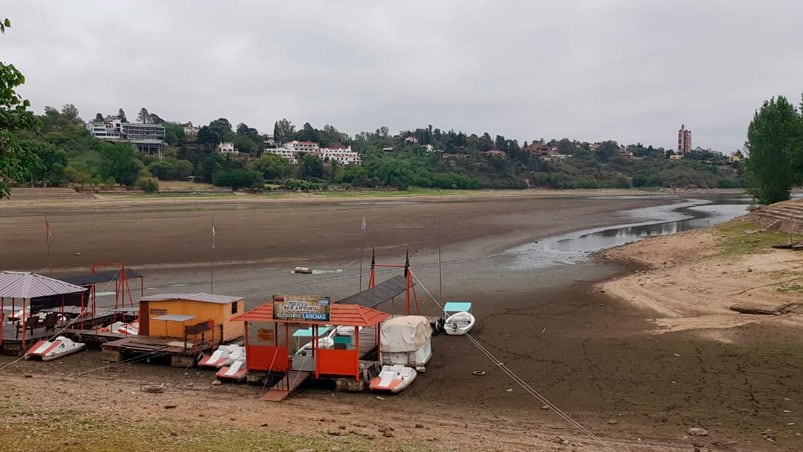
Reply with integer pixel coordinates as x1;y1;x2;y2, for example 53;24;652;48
24;336;86;361
216;358;247;381
369;364;417;393
98;320;139;336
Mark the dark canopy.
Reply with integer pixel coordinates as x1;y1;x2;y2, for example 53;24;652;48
336;274;409;309
60;268;142;286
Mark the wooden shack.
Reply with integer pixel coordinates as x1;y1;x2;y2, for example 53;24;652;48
138;293;244;343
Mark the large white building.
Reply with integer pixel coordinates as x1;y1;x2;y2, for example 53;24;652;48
265;142;361;166
87;118;166;158
319;147;362;165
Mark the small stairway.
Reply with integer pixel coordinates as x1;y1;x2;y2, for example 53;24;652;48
260;371;311;402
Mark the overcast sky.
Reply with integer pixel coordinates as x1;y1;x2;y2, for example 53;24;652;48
3;1;802;152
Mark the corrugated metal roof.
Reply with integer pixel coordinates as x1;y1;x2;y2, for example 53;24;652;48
139;293;242;304
153;314;197;322
0;271;88;299
335;274;409;308
232;303;389;327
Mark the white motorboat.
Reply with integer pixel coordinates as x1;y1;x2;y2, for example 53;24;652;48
216;358;247;381
198;344;245;369
369;364;417;393
444;311;475;335
24;336;85;361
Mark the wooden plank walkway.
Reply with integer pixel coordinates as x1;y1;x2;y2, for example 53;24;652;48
261;371;311;402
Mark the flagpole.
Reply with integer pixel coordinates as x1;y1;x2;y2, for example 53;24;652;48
359;217;367;292
45;215;52;274
210;217;215;294
438;217;442;301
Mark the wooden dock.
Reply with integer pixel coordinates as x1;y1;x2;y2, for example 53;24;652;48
102;336;215;367
1;307;133;355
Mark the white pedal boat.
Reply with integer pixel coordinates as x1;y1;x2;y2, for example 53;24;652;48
369;364;417;393
216;358;247;381
24;336;86;361
198;344;245;369
444;311;475;335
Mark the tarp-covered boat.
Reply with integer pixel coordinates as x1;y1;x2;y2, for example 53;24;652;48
380;315;432;368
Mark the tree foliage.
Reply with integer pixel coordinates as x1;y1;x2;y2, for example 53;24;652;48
0;18;35;197
745;95;803;204
253;152;291;180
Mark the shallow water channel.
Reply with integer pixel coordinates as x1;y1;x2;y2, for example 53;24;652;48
506;194;753;270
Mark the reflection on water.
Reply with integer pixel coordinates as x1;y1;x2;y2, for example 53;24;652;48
508;197;751;270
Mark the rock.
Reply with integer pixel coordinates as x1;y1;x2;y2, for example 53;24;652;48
608;420;618;425
729;303;782;315
211;380;222;385
326;429;342;436
415;423;424;429
688;427;708;436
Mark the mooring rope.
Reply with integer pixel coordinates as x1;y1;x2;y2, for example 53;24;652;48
466;333;609;449
412;270;610;450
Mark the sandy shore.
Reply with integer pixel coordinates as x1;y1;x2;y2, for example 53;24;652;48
2;188;802;450
599;226;803;339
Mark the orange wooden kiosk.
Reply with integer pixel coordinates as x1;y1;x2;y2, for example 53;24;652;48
232;297;389;400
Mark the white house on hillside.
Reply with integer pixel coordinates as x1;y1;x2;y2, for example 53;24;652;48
217;142;237;154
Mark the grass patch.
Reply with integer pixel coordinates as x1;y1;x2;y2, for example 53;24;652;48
0;402;434;452
715;221;803;256
304;188;482;198
777;284;803;294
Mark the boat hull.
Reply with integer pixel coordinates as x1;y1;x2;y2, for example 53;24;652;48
216;359;247;381
444;311;475;335
199;344;245;369
369;364;417;393
24;336;86;361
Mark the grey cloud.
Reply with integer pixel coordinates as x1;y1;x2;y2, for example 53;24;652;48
3;0;802;152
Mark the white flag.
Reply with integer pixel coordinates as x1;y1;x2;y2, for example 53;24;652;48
212;225;216;249
361;217;367;233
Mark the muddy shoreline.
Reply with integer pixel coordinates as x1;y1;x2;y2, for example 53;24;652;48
2;189;801;450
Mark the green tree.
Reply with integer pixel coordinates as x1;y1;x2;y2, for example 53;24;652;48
117;108;127;123
0;18;35;197
298;153;324;179
61;104;80;121
273;118;295;144
99;143;142;186
137;107;150;124
745;95;802;204
23;140;67;187
254;152;291;180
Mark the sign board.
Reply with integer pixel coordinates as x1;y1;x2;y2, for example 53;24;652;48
272;295;330;321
